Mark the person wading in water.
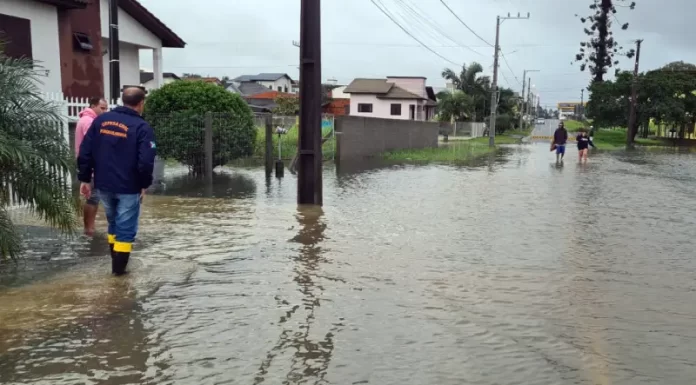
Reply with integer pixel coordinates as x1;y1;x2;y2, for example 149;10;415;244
552;121;568;163
77;87;156;276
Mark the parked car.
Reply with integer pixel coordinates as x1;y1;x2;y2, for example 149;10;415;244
536;118;545;125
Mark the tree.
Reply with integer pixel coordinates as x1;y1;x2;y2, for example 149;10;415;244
0;54;79;260
437;91;474;122
144;80;256;175
441;62;492;121
273;94;300;115
575;0;636;83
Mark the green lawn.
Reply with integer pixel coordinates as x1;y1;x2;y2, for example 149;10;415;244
593;129;664;150
251;125;335;160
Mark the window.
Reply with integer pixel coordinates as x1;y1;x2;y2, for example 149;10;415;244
358;103;373;113
390;104;401;116
284;86;288;93
0;14;32;59
277;86;282;92
73;32;93;52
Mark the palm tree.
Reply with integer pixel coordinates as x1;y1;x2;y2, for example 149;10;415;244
0;54;79;260
436;90;474;122
442;62;491;121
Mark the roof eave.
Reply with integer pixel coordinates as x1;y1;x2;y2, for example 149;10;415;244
36;0;87;9
119;0;186;48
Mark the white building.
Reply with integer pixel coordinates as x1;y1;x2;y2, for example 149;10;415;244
0;0;185;99
232;73;295;94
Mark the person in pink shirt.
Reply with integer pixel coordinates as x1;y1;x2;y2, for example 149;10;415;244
75;97;108;236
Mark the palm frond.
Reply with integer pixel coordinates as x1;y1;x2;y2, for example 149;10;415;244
0;52;79;259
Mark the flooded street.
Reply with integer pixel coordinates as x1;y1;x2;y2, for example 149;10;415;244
2;143;696;385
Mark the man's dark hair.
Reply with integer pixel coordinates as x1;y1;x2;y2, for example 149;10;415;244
89;97;105;107
121;87;146;107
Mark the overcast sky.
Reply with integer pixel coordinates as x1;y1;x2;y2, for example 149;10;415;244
138;0;695;107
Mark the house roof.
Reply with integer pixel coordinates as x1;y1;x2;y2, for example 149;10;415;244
233;73;291;82
139;72;180;83
119;0;186;48
377;85;423;100
387;76;427;79
237;82;273;96
425;86;437;101
37;0;88;8
343;79;394;94
247;91;296;100
344;78;424;100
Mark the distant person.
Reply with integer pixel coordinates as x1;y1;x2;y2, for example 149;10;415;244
77;87;156;276
75;97;108;237
552;121;568;163
577;130;590;162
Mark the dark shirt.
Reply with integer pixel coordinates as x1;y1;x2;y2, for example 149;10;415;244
77;106;156;194
577;134;590;150
553;128;568;145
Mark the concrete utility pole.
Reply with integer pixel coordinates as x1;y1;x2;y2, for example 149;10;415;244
489;12;530;147
108;0;120;101
626;39;643;147
580;88;584;119
519;69;539;129
297;0;323;205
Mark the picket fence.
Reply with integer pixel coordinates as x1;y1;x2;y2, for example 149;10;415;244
6;93;122;210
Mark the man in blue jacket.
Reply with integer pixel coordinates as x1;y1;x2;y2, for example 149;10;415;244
78;87;156;276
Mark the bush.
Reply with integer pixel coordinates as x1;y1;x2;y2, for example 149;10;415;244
143;81;256;174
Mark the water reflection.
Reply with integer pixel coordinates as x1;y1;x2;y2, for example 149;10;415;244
0;275;153;384
255;206;339;384
155;171;257;199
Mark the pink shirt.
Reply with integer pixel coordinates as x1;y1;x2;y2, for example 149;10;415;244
75;108;98;157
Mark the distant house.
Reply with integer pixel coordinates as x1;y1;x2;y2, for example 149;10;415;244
232;73;295;93
0;0;185;98
291;80;300;93
140;71;179;91
343;76;436;121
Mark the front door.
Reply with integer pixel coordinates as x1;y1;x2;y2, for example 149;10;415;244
409;105;415;120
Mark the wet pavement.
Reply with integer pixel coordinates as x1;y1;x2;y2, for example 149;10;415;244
2;143;696;385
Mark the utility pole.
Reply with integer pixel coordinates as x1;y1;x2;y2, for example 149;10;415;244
108;0;120;101
297;0;323;205
519;69;539;130
626;39;643;147
580;88;584;119
526;78;532;119
489;12;530;146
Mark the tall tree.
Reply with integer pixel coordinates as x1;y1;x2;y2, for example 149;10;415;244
441;62;491;121
575;0;636;83
436;91;474;122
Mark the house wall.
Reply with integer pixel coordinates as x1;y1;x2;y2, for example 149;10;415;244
142;77;176;91
0;0;62;92
349;94;425;120
99;0;160;48
103;41;140;99
335;115;438;162
387;77;427;98
331;85;349;99
57;0;104;98
257;78;293;93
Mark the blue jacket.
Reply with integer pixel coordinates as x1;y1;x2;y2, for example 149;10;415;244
77;106;156;194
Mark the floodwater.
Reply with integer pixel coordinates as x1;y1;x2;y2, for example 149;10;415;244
2;143;696;385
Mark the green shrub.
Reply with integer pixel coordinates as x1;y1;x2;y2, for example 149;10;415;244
143;81;256;174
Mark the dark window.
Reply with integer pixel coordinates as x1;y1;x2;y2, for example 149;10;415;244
73;32;93;52
284;86;288;93
0;13;32;59
358;103;373;113
409;105;415;120
390;103;401;116
277;86;282;92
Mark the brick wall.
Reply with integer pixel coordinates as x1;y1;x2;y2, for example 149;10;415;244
335;115;438;162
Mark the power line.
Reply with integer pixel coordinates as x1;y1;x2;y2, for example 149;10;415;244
439;0;493;47
500;51;521;85
392;0;483;56
369;0;461;66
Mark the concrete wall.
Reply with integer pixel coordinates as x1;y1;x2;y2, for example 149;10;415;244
0;0;62;93
335;115;438;162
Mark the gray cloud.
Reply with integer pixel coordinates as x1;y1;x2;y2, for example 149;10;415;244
139;0;695;107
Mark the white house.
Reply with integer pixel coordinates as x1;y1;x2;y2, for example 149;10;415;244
233;73;295;94
139;70;179;91
0;0;184;99
343;77;437;121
